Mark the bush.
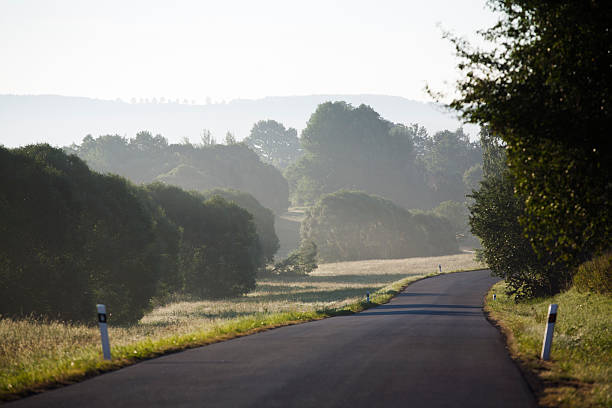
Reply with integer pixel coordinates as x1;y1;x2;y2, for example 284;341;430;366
0;145;162;324
145;183;262;298
201;188;279;263
301;190;458;262
272;240;318;276
573;252;612;295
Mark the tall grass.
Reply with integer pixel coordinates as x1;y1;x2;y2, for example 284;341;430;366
486;282;612;408
1;253;481;400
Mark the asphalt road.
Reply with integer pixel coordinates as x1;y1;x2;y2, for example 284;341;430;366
12;269;536;408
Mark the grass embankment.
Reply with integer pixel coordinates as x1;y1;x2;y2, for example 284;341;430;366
0;253;482;401
485;282;612;407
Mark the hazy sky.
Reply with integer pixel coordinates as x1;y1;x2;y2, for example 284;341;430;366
1;0;498;103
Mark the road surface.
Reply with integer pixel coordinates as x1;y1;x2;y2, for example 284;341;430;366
11;269;536;407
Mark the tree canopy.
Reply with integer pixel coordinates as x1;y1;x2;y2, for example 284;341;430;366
0;145;265;323
449;0;611;280
68;133;290;214
301;191;458;262
243;120;302;169
286;102;481;210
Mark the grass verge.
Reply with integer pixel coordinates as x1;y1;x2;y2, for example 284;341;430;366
485;282;612;407
1;253;482;401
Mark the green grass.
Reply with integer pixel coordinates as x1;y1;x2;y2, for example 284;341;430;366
485;282;612;407
0;253;482;401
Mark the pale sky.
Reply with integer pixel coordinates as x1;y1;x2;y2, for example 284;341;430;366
0;0;498;103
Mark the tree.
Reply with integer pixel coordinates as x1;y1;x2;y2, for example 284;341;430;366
200;188;280;263
225;131;237;145
301;191;458;262
243;120;302;169
272;240;318;276
69;132;290;214
448;1;612;288
286;102;434;208
418;128;482;204
467;133;567;297
145;183;262;298
0;145;165;323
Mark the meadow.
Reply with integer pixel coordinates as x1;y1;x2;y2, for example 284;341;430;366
485;282;612;408
0;253;481;400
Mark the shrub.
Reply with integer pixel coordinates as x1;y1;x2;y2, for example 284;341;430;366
145;183;262;298
301;190;458;262
272;240;318;276
201;188;279;263
0;145;162;324
573;252;612;295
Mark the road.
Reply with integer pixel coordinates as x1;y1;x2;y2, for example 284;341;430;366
11;269;536;407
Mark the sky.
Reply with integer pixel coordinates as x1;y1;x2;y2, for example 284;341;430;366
0;0;499;104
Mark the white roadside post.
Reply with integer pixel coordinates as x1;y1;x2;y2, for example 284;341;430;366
540;304;558;361
97;304;112;360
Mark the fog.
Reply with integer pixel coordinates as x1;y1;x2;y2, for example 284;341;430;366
0;94;477;148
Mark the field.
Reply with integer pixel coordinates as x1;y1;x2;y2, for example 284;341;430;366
0;253;481;400
485;282;612;408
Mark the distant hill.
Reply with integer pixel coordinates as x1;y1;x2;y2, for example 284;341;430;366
0;94;477;148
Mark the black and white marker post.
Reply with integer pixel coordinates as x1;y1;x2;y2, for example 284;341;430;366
540;304;558;361
97;304;112;360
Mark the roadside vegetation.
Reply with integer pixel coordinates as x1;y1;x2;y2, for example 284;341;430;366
0;253;482;401
0;146;266;324
485;279;611;407
448;2;611;407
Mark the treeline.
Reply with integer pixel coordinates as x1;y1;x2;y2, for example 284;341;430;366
284;102;481;209
452;1;611;297
0;145;264;324
302;191;458;262
66;132;289;214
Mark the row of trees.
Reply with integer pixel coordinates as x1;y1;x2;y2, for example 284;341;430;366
66;132;289;214
452;1;611;296
283;102;482;210
0;145;265;323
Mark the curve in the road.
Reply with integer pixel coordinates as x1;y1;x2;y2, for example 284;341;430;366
11;269;536;408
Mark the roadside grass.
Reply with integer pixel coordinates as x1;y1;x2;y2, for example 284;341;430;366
0;253;482;401
485;282;612;408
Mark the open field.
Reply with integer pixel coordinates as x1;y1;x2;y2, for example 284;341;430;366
485;282;612;408
0;253;481;400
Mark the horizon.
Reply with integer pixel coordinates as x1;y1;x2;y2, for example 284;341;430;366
0;0;498;104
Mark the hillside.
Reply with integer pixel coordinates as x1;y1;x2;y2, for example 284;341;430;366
0;94;477;148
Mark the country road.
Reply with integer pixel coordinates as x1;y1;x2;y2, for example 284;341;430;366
11;269;536;408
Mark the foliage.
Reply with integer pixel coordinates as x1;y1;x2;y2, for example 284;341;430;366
417;128;482;204
0;145;267;324
0;145;162;324
431;200;479;246
67;132;289;213
286;102;481;209
573;252;612;295
243;120;302;169
486;282;612;407
301;190;458;262
1;254;481;401
449;0;612;282
145;183;262;298
200;188;279;263
468;131;567;297
272;240;318;276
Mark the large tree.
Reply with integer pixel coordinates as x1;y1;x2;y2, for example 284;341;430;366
449;0;611;280
243;120;302;169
